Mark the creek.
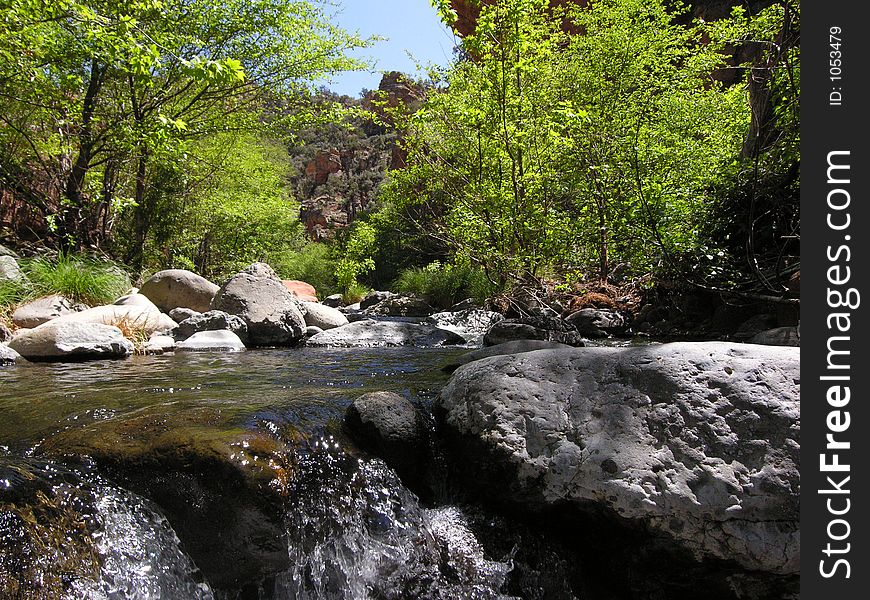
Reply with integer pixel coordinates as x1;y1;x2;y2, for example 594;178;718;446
0;348;582;600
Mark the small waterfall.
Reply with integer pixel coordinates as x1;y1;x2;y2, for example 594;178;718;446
273;435;515;600
1;459;214;600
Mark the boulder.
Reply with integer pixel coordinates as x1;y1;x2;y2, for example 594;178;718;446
322;294;344;308
428;309;503;345
305;326;324;337
437;342;800;576
0;243;18;258
139;269;219;313
45;303;176;337
441;340;574;372
360;291;396;310
306;319;465;348
172;310;248;344
281;280;318;302
301;301;348;330
9;321;134;361
483;315;584;347
0;255;24;283
733;314;779;341
1;343;23;365
565;308;627;338
113;292;158;307
364;294;434;317
11;294;87;328
210;263;305;347
175;330;246;352
749;326;800;347
344;391;428;490
169;307;201;323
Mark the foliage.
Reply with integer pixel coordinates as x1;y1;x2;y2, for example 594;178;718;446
394;261;498;308
270;242;339;298
386;0;770;290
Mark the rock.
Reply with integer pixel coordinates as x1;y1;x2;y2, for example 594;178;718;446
733;313;779;341
0;255;24;283
0;243;18;258
11;294;87;328
113;292;159;307
172;310;248;344
322;294;344;308
483;315;584;347
1;343;23;365
344;391;428;490
169;307;201;323
360;291;396;310
565;308;627;338
428;309;503;345
306;319;465;348
139;269;219;313
210;263;306;347
282;280;318;302
175;330;246;352
143;333;176;354
9;321;134;361
0;321;11;343
437;342;800;575
301;301;348;330
441;340;574;372
44;303;176;337
305;326;324;337
749;326;800;347
364;294;434;317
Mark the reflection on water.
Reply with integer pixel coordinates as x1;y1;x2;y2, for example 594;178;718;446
0;348;464;451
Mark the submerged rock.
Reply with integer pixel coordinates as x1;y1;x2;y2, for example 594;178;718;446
437;342;800;577
8;321;134;361
176;330;246;352
140;269;220;313
210;263;305;347
306;319;465;348
11;294;86;328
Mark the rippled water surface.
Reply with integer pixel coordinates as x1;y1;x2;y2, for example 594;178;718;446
0;347;465;451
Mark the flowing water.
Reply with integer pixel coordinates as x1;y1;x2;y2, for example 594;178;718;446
0;348;531;600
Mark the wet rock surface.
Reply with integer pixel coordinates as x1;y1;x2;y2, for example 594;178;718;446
175;330;246;352
437;342;800;578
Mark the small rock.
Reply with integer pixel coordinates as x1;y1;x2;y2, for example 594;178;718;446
322;294;344;308
1;343;23;365
140;269;220;313
169;307;201;323
172;310;248;344
175;330;246;352
113;292;159;308
305;326;324;337
0;255;24;283
0;243;19;258
749;326;800;347
565;308;627;338
0;321;11;343
282;280;318;302
360;291;396;310
9;321;134;361
428;309;503;345
483;316;584;347
143;334;176;354
301;302;348;330
364;294;434;317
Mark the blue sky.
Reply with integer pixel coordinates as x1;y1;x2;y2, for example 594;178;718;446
320;0;457;97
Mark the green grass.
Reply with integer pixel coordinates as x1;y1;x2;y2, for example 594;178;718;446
393;261;498;309
1;253;131;319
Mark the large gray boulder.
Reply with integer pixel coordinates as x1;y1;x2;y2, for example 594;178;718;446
1;343;23;365
0;255;24;283
44;303;176;337
306;319;464;348
301;301;348;330
140;269;219;313
210;263;305;346
437;342;800;575
9;321;134;361
172;310;248;344
12;294;87;328
175;330;246;352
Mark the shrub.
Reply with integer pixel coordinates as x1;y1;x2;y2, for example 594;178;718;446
270;243;339;297
393;261;498;309
22;253;131;306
